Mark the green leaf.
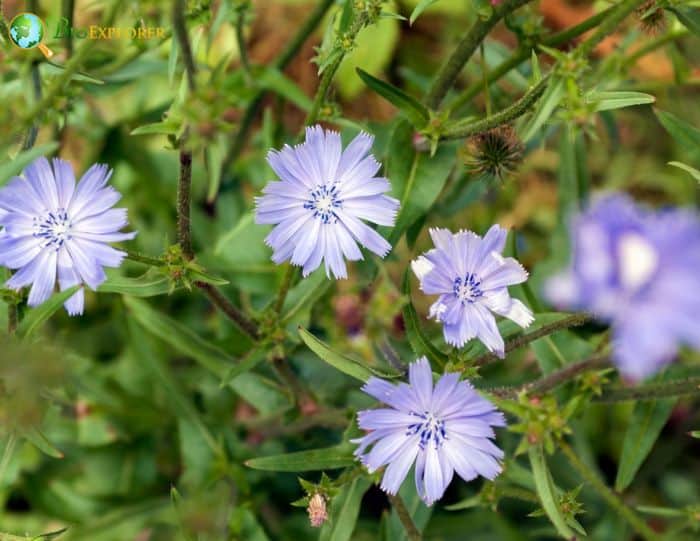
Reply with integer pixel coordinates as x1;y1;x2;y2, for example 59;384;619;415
124;296;231;377
409;0;440;25
402;270;448;367
319;477;372;541
557;128;589;214
668;6;700;37
614;397;677;492
585;90;655;112
130;120;180;136
98;269;171;297
385;120;457;246
299;327;399;382
655;109;700;148
521;76;565;142
245;445;354;472
127;320;221;454
668;160;700;182
20;427;64;459
356;68;429;128
528;445;576;539
16;286;80;339
256;66;312;111
0;143;60;187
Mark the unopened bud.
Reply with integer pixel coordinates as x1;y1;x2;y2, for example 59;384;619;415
308;493;328;528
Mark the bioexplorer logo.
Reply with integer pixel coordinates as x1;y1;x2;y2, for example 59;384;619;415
8;12;54;58
8;12;166;58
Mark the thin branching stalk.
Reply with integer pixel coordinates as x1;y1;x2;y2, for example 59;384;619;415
124;250;165;267
577;0;645;58
274;264;297;315
424;0;534;110
216;0;335;201
173;0;197;260
235;7;252;82
473;312;591;367
490;355;609;398
439;75;549;140
449;6;615;112
387;493;422;541
195;281;259;339
560;441;661;541
593;377;700;403
305;9;370;126
62;0;75;56
623;29;690;67
271;352;317;413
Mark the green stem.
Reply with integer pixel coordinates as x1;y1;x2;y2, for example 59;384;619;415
593;377;700;403
491;355;609;398
124;250;165;267
439;75;549;140
0;431;17;485
173;0;197;92
480;42;491;116
195;281;259;340
424;0;534;110
560;441;660;541
274;264;297;315
623;29;690;67
215;0;335;201
576;0;644;58
448;6;615;113
235;7;252;81
473;312;591;367
62;0;75;56
305;10;370;126
387;493;422;541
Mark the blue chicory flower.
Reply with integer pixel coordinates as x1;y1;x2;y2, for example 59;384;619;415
255;126;399;279
0;157;135;315
353;357;505;505
412;225;534;356
546;193;700;381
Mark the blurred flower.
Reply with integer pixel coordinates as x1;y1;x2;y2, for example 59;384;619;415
307;493;328;528
411;225;533;356
255;126;399;279
636;0;666;35
465;125;523;181
353;357;505;505
546;194;700;381
0;157;135;315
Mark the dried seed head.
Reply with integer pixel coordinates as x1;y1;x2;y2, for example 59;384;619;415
465;125;523;181
637;0;666;35
307;493;328;528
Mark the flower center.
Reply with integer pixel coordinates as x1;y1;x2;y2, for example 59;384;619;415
304;184;342;224
33;209;72;249
453;273;483;304
617;233;658;291
407;411;447;450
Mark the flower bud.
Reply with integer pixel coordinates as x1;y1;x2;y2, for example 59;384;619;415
307;493;328;528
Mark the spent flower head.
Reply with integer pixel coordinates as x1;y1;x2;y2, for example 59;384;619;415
466;125;523;181
0;157;135;315
545;193;700;381
353;357;506;505
412;225;534;356
255;126;399;279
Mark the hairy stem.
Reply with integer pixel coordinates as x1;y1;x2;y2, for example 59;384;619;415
173;0;197;92
449;6;615;112
424;0;534;110
387;493;422;541
593;377;700;403
176;148;194;259
215;0;335;201
473;312;591;367
491;355;609;398
439;75;549;140
305;9;370;126
125;250;165;267
560;441;660;541
196;282;259;340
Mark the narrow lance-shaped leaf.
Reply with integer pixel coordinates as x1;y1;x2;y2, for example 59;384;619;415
245;445;355;472
668;161;700;182
585;90;655;112
668;6;700;37
16;286;80;339
528;445;576;539
320;477;372;541
655;109;700;148
615;397;677;492
402;270;448;367
521;76;565;142
356;68;429;128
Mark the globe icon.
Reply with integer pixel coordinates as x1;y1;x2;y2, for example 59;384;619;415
9;12;44;50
